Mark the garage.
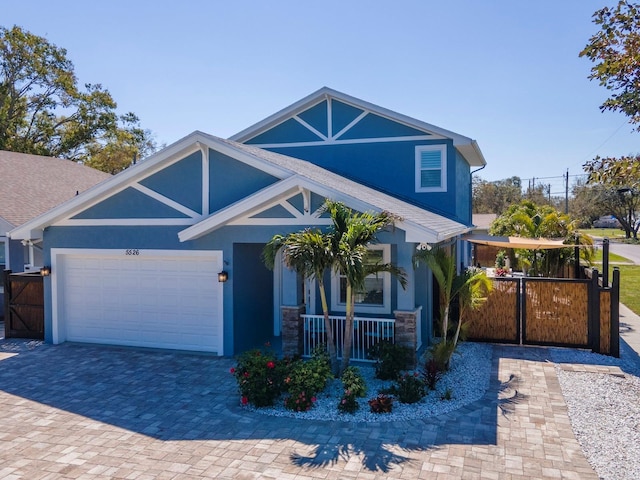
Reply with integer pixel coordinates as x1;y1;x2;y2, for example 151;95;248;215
52;249;223;353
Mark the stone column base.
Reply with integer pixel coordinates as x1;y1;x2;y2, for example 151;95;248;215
281;304;306;357
394;307;422;367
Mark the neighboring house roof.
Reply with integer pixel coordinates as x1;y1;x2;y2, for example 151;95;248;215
472;213;498;231
0;150;111;229
230;86;486;168
10;132;472;244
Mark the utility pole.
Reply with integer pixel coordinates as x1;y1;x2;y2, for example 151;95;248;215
564;169;569;214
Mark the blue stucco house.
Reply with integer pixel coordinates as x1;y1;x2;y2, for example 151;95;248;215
9;88;486;356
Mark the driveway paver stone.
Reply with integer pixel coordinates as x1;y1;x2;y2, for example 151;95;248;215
0;333;599;479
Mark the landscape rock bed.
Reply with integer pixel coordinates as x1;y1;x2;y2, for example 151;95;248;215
244;342;492;423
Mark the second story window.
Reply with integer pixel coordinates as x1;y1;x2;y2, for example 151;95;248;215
415;145;447;192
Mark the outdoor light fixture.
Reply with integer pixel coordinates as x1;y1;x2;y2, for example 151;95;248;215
40;266;51;277
218;270;228;283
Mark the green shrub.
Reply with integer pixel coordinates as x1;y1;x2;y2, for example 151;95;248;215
368;340;413;380
340;366;367;398
282;348;332;412
441;388;453;401
394;372;426;404
231;347;288;407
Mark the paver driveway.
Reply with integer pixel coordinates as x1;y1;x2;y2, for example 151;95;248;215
0;336;598;479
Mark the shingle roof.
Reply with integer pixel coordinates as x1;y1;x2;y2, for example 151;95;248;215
0;150;111;227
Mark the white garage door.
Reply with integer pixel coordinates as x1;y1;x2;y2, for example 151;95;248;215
56;250;223;353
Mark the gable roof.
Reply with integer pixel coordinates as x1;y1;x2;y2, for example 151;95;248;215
472;213;498;231
0;150;111;229
10;132;472;244
230;87;486;167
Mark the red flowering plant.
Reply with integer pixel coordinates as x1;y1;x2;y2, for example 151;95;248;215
230;344;289;407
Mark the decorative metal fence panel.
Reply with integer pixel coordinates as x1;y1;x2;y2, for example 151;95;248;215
301;314;395;362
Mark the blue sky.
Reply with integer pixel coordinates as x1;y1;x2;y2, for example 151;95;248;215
5;1;637;194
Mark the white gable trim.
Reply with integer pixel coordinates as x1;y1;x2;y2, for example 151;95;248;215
55;218;196;227
230;87;486;167
179;177;306;242
293;115;328;141
250;135;438;149
200;143;210;216
131;184;202;219
332;110;369;141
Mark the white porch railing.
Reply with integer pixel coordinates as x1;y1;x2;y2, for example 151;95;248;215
301;314;395;362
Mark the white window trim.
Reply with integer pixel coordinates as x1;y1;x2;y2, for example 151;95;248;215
330;244;391;314
415;144;447;193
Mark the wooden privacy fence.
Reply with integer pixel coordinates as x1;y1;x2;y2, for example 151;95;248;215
466;268;620;357
3;270;45;340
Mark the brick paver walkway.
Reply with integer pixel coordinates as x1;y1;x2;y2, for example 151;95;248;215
0;337;598;479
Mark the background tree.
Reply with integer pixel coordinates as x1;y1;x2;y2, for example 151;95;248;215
569;178;611;228
584;155;640;238
489;200;593;276
580;1;640;129
472;176;523;214
0;25;156;172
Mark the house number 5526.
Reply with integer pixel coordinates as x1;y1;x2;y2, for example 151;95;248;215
125;249;140;255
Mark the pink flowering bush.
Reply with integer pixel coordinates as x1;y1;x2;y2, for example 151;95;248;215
338;388;359;414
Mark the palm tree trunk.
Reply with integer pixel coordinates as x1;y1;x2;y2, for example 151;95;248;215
441;305;450;344
340;284;354;374
318;281;339;376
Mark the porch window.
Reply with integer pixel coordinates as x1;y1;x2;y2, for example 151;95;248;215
331;244;391;314
415;145;447;192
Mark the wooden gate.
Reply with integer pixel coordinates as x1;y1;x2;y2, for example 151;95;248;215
467;268;620;356
3;270;44;340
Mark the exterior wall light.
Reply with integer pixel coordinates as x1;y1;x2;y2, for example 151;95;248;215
218;270;228;283
40;266;51;277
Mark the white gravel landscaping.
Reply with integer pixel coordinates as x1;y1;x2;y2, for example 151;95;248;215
245;342;492;423
552;342;640;480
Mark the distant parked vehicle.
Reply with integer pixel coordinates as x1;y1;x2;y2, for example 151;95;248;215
593;215;622;228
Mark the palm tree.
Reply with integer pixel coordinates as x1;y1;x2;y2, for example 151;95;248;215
414;246;491;368
263;229;339;374
264;200;407;375
324;200;407;373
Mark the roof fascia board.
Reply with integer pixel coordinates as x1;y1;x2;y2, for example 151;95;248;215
230;87;332;142
195;131;294;178
179;176;304;241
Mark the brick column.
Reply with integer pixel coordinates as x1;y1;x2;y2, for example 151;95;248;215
394;307;421;367
281;304;305;357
